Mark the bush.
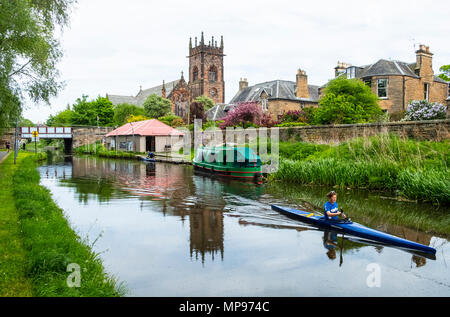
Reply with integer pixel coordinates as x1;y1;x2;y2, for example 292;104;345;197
279;110;308;123
158;114;184;127
143;94;172;118
316;77;382;124
404;100;447;121
275;122;309;127
220;102;263;128
113;103;145;126
127;114;150;123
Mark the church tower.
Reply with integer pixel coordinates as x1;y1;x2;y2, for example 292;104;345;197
188;32;225;104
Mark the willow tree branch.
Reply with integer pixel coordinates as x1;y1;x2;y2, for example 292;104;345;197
8;60;32;78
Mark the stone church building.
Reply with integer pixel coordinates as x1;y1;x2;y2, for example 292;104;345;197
106;32;225;122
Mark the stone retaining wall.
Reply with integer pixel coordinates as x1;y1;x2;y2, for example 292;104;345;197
277;119;450;144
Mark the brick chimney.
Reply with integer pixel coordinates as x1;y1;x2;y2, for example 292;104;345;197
239;78;248;90
295;69;310;99
415;44;434;81
334;61;352;77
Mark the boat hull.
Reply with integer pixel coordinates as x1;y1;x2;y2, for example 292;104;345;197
271;205;436;255
141;157;156;162
193;162;262;180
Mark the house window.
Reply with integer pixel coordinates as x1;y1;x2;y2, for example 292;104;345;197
261;99;268;111
448;83;450;97
347;67;356;79
377;79;388;98
424;83;429;101
364;79;372;87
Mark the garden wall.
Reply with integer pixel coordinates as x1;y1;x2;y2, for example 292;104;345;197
277;119;450;144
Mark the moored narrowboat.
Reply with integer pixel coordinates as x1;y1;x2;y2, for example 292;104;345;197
193;145;262;180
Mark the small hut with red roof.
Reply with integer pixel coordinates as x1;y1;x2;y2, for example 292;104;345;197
105;119;184;153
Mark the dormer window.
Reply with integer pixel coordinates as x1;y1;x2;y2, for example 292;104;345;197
347;67;356;79
261;98;268;111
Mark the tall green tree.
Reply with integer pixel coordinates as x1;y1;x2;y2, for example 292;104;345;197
46;108;74;126
0;0;76;133
438;65;450;81
113;103;145;126
71;95;114;126
315;77;382;124
195;95;215;111
143;94;172;118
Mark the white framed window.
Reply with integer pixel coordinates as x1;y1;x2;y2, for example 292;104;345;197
347;67;356;79
377;79;388;98
424;83;429;101
261;99;268;111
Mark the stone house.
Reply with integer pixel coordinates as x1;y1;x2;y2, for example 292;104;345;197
228;69;320;120
323;45;449;115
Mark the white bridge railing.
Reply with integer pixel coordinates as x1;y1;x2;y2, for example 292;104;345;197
20;127;72;139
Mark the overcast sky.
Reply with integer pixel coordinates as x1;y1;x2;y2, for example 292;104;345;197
23;0;450;123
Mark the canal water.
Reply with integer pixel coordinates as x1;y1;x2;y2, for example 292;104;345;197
38;155;450;296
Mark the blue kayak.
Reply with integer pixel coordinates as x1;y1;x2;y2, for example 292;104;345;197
271;205;436;255
141;156;156;162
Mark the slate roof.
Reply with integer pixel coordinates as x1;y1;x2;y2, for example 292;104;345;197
358;59;419;78
107;94;137;106
434;76;448;84
324;59;450;89
229;80;320;104
205;103;237;121
107;79;180;106
105;119;184;137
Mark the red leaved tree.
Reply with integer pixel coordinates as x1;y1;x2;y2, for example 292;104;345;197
220;102;278;128
220;102;262;129
189;101;205;124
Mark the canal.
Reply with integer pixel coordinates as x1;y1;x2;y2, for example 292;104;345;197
38;154;450;296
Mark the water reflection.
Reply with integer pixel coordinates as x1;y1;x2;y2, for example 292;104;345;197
37;155;450;296
40;156;444;266
323;231;338;260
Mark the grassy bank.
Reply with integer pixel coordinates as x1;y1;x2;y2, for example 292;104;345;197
1;152;124;296
269;134;450;205
0;152;33;296
74;142;140;159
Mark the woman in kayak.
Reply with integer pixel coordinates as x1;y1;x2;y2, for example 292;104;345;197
324;191;347;221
